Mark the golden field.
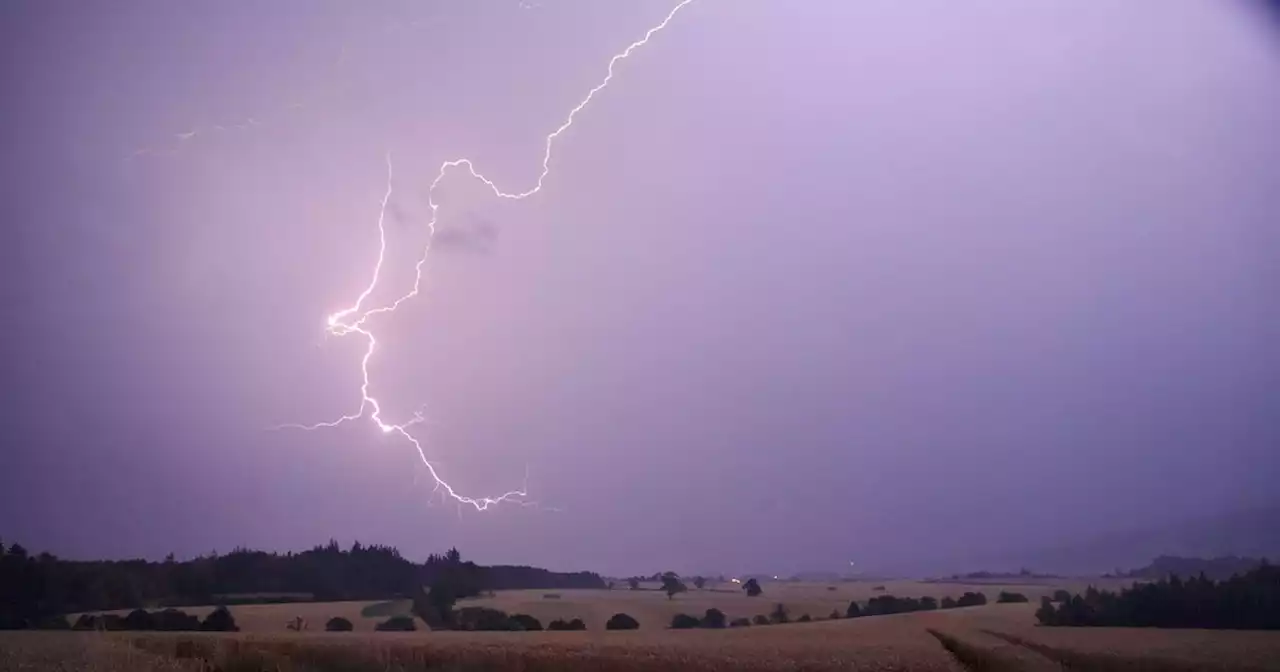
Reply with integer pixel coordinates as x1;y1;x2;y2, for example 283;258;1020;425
25;581;1280;671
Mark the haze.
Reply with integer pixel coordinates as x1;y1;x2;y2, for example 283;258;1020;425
3;0;1278;579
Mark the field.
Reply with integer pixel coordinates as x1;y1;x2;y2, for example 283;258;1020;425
22;580;1280;671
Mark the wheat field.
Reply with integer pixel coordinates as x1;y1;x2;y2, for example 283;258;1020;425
33;581;1280;671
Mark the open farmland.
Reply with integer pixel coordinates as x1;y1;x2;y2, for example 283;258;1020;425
34;584;1280;671
70;579;1135;633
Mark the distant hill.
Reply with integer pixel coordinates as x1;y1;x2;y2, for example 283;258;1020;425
1125;555;1269;581
1012;505;1280;575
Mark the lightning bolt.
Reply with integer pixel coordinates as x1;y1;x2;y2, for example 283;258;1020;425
279;0;698;511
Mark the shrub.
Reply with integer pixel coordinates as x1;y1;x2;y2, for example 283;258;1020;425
605;612;639;630
769;603;790;624
509;613;542;631
743;578;763;597
154;609;200;631
542;593;562;599
200;606;238;632
729;617;751;627
325;617;354;632
671;613;701;629
957;591;988;607
920;596;939;610
826;586;837;591
797;613;812;622
375;615;417;631
941;596;958;609
997;591;1029;604
549;618;587;631
829;609;841;620
846;601;862;618
752;614;770;626
1052;589;1072;603
124;609;155;631
874;585;886;591
455;607;517;631
701;608;726;629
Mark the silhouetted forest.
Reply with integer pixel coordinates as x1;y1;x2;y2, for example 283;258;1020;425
1037;562;1279;629
0;539;604;629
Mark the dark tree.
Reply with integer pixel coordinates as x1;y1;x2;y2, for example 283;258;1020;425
752;614;770;626
730;617;751;627
797;613;811;622
956;591;987;607
743;578;762;597
661;573;687;600
941;596;958;609
701;608;726;628
606;613;640;630
693;576;707;590
200;606;238;632
325;617;354;631
846;601;862;618
670;613;701;629
628;578;640;591
997;591;1029;603
1052;589;1072;602
829;609;841;620
510;613;543;631
1037;563;1280;629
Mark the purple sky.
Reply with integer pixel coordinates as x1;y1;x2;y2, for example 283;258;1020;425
3;0;1279;577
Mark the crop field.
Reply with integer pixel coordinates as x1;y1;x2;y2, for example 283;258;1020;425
26;580;1280;671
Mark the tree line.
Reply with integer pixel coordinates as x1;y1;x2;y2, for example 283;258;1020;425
0;538;604;629
1037;561;1279;629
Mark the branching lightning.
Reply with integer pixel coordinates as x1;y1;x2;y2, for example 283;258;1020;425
278;0;698;511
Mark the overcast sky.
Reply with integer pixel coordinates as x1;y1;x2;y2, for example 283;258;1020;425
3;0;1278;577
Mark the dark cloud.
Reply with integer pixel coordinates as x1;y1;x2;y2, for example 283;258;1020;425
433;212;498;254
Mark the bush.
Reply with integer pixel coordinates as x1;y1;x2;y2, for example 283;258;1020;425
797;613;811;622
1052;589;1072;603
846;601;862;618
701;608;726;628
829;609;841;620
124;609;155;630
997;591;1029;604
826;586;837;591
874;585;886;591
605;612;639;630
671;613;701;629
200;606;238;632
375;615;417;631
455;606;517;631
956;592;987;607
154;609;200;631
542;593;562;599
548;618;587;631
752;614;770;626
325;617;354;632
941;596;958;609
729;617;751;627
509;613;542;631
769;603;790;624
